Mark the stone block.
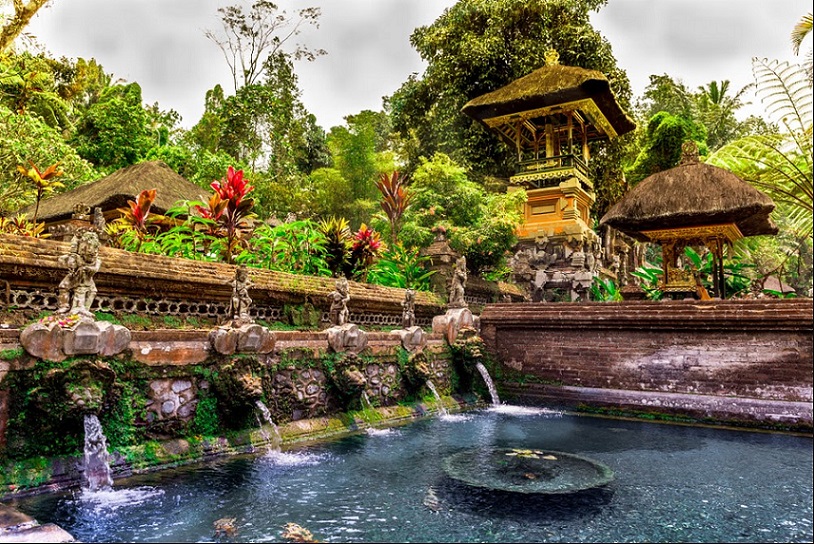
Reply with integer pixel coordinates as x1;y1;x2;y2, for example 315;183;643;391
19;322;65;362
391;326;427;352
326;324;368;354
209;328;237;355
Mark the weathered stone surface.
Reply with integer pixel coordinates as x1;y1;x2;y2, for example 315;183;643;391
21;319;130;361
146;378;199;424
391;326;427;352
0;522;75;543
210;324;275;355
432;308;474;344
96;321;131;356
326;324;368;354
19;323;64;362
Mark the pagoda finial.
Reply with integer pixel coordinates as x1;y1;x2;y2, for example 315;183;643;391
544;49;560;66
679;141;700;166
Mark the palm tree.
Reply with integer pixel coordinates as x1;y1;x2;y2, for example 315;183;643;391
791;12;812;83
696;80;752;150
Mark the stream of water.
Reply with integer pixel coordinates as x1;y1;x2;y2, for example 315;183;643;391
475;362;501;405
82;414;113;492
425;380;448;415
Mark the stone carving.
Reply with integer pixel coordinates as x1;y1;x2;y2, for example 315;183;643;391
328;278;351;326
209;322;275;355
229;265;253;325
569;242;586;269
326;322;368;354
57;230;101;318
401;289;416;328
35;360;117;416
21;315;131;362
433;307;475;345
448;256;468;309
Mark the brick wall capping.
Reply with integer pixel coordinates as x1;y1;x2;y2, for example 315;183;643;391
479;299;813;331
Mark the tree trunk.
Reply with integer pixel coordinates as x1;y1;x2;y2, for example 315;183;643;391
0;0;51;52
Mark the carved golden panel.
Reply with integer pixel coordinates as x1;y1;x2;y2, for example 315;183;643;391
642;223;743;244
483;98;618;139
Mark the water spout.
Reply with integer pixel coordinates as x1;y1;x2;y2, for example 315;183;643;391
425;380;448;416
475;362;501;406
255;400;282;452
83;413;113;492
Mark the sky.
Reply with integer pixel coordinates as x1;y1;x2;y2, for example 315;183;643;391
23;0;811;131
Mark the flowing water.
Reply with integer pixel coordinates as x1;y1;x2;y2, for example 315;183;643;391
475;361;501;405
254;400;282;451
425;380;448;415
82;414;113;492
12;410;813;543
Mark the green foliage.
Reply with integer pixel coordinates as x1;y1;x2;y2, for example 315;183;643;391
71;83;152;171
589;277;622;302
237;220;330;276
100;382;145;448
0;103;97;214
366;244;435;291
627;111;708;184
0;347;23;360
191;391;220;437
708;59;812;239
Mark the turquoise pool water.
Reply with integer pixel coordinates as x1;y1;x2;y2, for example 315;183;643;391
9;408;813;542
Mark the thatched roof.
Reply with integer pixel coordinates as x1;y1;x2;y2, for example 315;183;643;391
461;61;635;137
21;161;207;222
600;145;777;241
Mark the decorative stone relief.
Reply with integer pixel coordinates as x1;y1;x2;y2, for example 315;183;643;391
145;378;198;425
432;307;475;345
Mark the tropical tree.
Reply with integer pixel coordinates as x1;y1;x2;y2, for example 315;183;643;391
792;12;813;83
71;82;152;171
204;0;325;91
0;0;50;52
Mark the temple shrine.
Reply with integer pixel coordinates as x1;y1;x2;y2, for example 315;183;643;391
462;50;635;300
601;141;777;299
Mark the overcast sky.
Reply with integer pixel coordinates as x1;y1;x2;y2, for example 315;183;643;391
24;0;811;130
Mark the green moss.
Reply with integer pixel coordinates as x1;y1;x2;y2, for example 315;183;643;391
0;457;52;488
162;315;183;328
94;311;121;324
192;392;220;436
0;347;23;360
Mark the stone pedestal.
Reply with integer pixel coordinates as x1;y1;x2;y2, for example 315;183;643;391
20;318;131;362
390;326;427;352
209;323;276;355
326;323;368;354
432;307;475;345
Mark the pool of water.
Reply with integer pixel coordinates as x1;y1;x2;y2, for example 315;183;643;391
9;408;813;543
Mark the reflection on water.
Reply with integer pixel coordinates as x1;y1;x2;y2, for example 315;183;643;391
11;411;814;543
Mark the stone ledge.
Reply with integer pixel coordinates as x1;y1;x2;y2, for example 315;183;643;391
501;382;814;431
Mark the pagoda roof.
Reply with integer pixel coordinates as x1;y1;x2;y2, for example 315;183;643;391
20;161;207;223
600;145;777;241
461;62;635;139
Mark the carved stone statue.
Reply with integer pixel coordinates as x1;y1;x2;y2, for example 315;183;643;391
92;207;106;233
57;230;101;317
328;278;351;326
448;256;468;308
229;265;253;323
401;289;416;328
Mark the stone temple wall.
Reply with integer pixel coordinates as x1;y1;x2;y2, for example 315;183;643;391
0;328;454;459
0;234;444;326
480;299;813;430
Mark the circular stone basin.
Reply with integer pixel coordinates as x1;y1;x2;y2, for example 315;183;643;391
443;448;614;494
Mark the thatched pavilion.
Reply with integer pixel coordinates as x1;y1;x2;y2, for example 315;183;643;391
600;142;777;298
19;161;206;239
461;49;635;245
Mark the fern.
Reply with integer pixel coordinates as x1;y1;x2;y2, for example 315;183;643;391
709;58;813;238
